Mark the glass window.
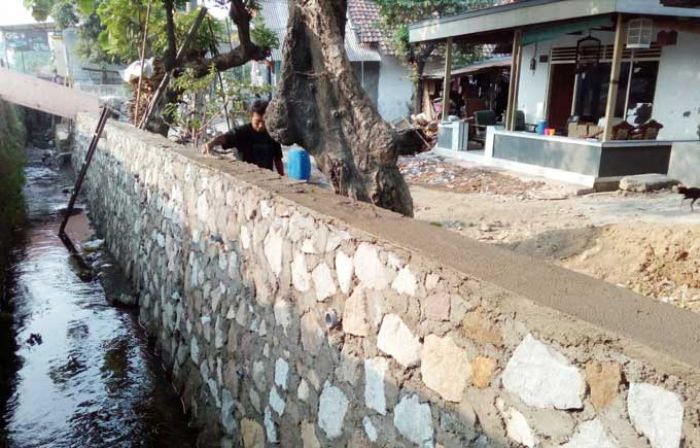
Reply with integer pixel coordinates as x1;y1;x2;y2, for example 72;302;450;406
573;60;659;124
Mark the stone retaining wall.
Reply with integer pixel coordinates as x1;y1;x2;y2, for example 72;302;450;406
74;114;700;448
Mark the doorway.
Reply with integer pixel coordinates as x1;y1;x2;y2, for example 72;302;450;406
547;64;577;132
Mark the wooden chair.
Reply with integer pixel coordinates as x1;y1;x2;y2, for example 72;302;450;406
631;119;663;140
611;121;635;140
470;110;498;144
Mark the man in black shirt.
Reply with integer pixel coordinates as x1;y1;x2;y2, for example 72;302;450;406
202;100;285;176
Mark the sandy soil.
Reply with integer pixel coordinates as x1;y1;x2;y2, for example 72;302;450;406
402;154;700;312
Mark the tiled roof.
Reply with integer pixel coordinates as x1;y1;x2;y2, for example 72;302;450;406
347;0;394;54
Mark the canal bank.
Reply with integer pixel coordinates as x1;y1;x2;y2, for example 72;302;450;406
0;114;197;447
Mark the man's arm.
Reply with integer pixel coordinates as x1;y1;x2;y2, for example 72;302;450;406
274;156;285;176
273;143;284;176
202;129;239;155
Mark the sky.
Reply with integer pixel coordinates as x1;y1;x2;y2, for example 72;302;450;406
0;0;229;26
1;0;47;26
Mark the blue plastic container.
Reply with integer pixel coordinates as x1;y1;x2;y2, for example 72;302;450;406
536;120;548;135
287;148;311;181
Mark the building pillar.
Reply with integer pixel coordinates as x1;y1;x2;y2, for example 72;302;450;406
506;29;522;131
603;14;625;141
441;37;453;122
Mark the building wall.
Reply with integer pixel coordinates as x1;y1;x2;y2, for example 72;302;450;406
669;141;700;186
73;113;700;448
653;30;700;141
352;61;380;107
377;55;413;122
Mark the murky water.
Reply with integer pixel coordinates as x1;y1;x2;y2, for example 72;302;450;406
0;146;197;447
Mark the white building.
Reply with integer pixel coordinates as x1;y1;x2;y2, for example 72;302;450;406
410;0;700;187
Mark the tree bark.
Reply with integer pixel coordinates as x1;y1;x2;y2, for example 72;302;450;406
266;0;414;217
163;0;177;71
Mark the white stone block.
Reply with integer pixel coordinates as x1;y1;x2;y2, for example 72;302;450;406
421;334;471;402
301;421;320;448
364;357;388;415
628;383;683;448
363;417;378;443
264;406;277;443
273;299;292;334
312;263;336;301
502;334;584;410
240;225;251;250
504;407;537;448
562;419;619;448
393;395;433;447
335;250;354;294
269;386;285;416
392;266;417;296
318;382;349;440
275;358;289;390
190;337;199;363
264;230;283;277
343;290;369;337
354;243;389;290
297;379;311;403
377;314;422;368
292;252;311;292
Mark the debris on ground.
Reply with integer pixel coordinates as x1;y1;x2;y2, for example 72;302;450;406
399;155;545;196
410;113;438;149
404;153;700;314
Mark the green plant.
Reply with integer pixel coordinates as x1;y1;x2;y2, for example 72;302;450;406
166;66;272;144
250;15;279;50
0;101;26;285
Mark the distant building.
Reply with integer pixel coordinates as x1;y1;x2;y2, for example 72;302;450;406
0;22;56;76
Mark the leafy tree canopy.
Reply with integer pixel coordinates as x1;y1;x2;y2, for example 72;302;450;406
374;0;494;67
23;0;276;66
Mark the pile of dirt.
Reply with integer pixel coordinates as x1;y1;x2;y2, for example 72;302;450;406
399;156;545;196
563;224;700;311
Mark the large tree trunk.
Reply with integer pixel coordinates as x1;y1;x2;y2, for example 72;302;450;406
266;0;414;217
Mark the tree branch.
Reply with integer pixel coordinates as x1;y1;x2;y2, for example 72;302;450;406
163;0;177;71
182;0;268;78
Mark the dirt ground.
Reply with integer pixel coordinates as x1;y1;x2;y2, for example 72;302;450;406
400;153;700;312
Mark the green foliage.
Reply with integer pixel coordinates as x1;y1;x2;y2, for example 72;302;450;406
167;65;272;143
96;0;164;62
374;0;494;65
23;0;53;21
250;15;279;51
0;101;26;262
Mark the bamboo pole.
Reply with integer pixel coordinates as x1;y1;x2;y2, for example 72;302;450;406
139;7;208;129
134;0;152;125
603;14;625;141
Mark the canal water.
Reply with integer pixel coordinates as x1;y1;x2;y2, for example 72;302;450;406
0;142;197;447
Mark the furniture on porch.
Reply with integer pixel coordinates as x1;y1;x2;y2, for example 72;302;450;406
471;110;528;144
631;119;664;140
471;110;498;144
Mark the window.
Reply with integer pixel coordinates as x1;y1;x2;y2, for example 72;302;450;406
573;60;659;124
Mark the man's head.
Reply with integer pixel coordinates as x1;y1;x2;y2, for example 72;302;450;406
250;100;269;132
